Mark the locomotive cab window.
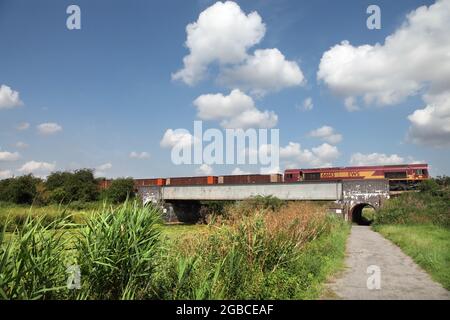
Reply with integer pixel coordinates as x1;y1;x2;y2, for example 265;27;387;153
304;172;321;180
384;171;407;179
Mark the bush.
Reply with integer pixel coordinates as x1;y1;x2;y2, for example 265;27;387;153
419;179;441;195
104;178;135;204
374;179;450;227
198;201;235;223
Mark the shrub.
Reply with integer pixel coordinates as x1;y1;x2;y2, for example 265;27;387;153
374;180;450;227
419;179;441;195
198;201;235;223
104;178;135;204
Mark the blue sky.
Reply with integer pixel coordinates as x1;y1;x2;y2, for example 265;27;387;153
1;0;449;179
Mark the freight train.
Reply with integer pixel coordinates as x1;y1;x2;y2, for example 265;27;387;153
98;163;429;191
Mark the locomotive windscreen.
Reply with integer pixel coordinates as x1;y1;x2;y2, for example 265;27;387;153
384;171;407;179
304;173;321;180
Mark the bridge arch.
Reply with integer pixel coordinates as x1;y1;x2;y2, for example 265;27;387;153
350;203;377;225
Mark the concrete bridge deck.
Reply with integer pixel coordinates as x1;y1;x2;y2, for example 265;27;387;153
160;181;343;201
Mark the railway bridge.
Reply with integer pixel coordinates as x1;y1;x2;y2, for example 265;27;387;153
137;179;390;224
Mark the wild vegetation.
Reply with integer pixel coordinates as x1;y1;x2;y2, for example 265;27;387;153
153;201;348;299
0;198;349;300
374;177;449;227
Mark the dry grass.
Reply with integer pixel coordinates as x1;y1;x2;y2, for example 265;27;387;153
265;202;329;248
156;200;349;299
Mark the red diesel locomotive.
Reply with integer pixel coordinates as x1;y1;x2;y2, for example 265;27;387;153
284;163;429;190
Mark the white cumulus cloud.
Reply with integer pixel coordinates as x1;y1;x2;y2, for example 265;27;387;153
196;164;213;175
0;150;20;161
96;163;112;171
194;89;278;129
129;151;150;159
95;163;113;177
94;162;113;178
160;129;196;148
350;153;407;166
301;97;313;111
37;122;63;135
0;84;23;109
231;167;250;175
18;161;55;174
260;166;281;174
318;0;450;146
318;0;450;107
280;142;340;168
172;1;265;85
219;48;305;96
407;91;450;147
0;170;13;179
172;1;305;95
309;126;343;144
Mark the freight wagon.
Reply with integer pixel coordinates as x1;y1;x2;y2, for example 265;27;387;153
134;178;166;187
217;174;282;184
165;176;217;186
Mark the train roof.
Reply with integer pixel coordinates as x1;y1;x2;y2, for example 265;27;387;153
284;163;428;173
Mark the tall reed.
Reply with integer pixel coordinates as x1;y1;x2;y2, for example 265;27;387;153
0;215;69;299
74;201;162;299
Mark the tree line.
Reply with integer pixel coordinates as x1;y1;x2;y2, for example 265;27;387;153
0;169;136;205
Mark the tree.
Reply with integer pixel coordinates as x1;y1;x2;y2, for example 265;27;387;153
45;169;99;203
105;178;135;204
0;175;42;204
